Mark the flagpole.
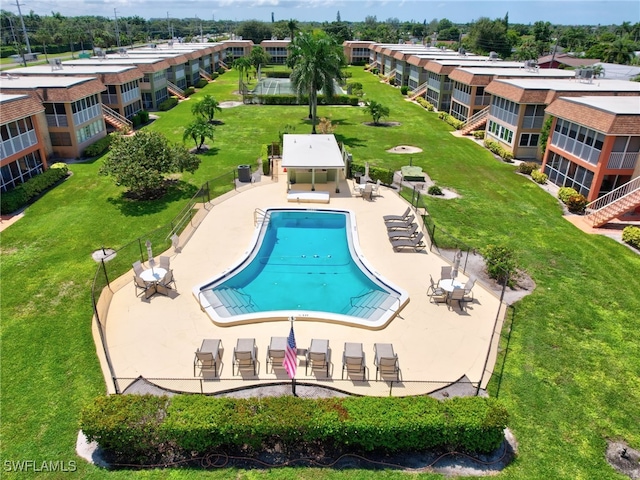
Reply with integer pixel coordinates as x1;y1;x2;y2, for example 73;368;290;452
290;316;297;397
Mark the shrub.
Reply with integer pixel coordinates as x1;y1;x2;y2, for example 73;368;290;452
217;68;226;75
438;112;464;129
566;193;588;213
83;135;112;157
0;164;69;214
400;85;409;95
473;131;485;139
80;395;508;465
183;86;196;97
195;78;209;88
261;144;270;175
484;139;514;162
138;110;150;124
517;162;539;175
372;68;379;75
558;187;579;204
622;225;640;249
482;244;517;286
158;97;179;111
416;97;435;111
531;170;548;184
428;185;443;196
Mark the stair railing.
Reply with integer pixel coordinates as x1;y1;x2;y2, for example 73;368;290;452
167;80;185;97
101;104;133;129
409;81;429;99
461;106;490;130
585;176;640;225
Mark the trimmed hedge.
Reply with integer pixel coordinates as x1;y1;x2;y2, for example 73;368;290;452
484;139;514;162
517;162;539;175
83;135;113;157
263;71;292;78
351;161;394;185
416;97;435;111
1;163;69;214
254;94;359;106
80;395;508;465
183;86;196;97
438;111;464;130
158;97;179;111
531;170;548;184
558;187;579;204
622;225;640;249
195;78;209;88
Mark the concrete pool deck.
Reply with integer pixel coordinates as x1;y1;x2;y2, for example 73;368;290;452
98;166;506;396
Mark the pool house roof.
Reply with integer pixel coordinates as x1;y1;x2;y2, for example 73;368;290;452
281;134;345;169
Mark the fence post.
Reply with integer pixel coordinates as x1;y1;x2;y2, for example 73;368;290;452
101;258;110;289
138;238;144;262
206;180;211;203
389;381;393;396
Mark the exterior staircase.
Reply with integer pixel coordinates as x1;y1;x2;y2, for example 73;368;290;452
384;68;397;83
365;60;379;72
199;68;212;81
409;81;428;100
459;106;490;135
167;81;186;100
218;60;230;71
584;176;640;227
101;104;133;132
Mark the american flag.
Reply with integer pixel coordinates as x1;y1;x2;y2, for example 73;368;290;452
283;324;297;379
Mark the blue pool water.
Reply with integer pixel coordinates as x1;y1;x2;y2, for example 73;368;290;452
199;210;400;320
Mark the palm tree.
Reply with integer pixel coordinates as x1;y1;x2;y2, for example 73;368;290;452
249;46;270;78
183;117;215;152
288;30;345;134
191;94;222;123
603;37;636;64
364;100;390;125
287;19;298;40
232;56;252;94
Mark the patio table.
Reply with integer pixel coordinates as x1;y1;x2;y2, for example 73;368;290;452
439;278;465;293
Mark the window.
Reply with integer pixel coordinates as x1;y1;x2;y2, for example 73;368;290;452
519;133;540;147
487;120;514;145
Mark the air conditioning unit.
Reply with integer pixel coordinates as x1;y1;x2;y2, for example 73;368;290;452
489;51;499;60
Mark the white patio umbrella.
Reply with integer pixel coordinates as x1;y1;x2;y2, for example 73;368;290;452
145;239;155;269
452;250;462;278
364;162;370;182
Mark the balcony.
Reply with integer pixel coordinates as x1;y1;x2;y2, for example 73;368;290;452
607;152;639;169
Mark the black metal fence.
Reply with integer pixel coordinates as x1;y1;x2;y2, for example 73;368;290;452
91;171;237;393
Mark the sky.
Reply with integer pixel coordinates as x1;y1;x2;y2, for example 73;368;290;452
7;0;640;26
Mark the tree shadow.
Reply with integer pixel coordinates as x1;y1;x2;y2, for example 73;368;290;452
334;133;367;149
106;180;199;217
197;146;221;157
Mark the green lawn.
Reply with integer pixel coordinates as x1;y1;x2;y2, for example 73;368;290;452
1;67;638;479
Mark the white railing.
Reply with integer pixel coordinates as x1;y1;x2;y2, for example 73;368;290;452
462;106;490;129
385;68;397;81
607;152;639;170
199;68;212;81
586;176;640;214
101;104;133;129
73;104;101;127
410;81;429;98
122;88;140;104
167;80;185;97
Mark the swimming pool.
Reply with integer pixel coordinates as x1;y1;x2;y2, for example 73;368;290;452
193;208;408;328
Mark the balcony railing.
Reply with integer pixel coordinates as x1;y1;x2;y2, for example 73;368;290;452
46;114;68;127
607;152;639;169
521;115;545;130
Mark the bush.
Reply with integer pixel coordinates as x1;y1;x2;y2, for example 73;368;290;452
622;225;640;249
438;112;464;130
483;139;514;162
372;68;379;75
261;144;270;175
138;110;150;124
264;71;291;78
195;78;209;88
482;244;517;286
566;193;588;213
256;94;358;106
473;131;485;139
416;97;435;111
428;185;443;196
183;86;196;97
217;68;226;75
558;187;579;204
0;164;69;214
158;97;179;111
83;135;112;157
531;170;548;184
80;395;508;465
517;162;539;175
351;161;394;185
400;85;409;95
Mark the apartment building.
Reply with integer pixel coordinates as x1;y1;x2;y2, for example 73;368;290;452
0;75;107;159
260;39;291;64
343;41;374;65
542;96;640;201
0;93;50;192
485;78;640;160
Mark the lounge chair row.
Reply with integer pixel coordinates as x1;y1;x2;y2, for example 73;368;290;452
383;207;426;252
194;338;400;381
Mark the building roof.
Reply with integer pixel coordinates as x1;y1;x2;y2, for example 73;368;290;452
0;75;105;102
63;57;170;73
6;64;142;84
545;96;640;135
424;59;522;74
260;40;291;47
449;67;575;85
594;62;640;81
486;78;640;104
281;134;345;169
0;93;44;124
537;53;600;67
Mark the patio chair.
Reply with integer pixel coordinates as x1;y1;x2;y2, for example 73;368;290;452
374;343;399;381
387;223;418;240
132;260;145;278
462;277;476;302
440;265;452;283
391;232;425;252
447;288;467;311
383;207;411;222
385;215;415;230
159;256;171;270
362;183;373;201
193;339;223;377
233;338;257;376
266;336;287;373
428;275;447;303
306;339;330;376
133;275;154;298
159;268;176;291
342;342;366;381
371;179;381;196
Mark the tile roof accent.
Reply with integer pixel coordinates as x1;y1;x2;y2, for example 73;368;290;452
0;77;105;103
545;97;640;135
0;94;44;124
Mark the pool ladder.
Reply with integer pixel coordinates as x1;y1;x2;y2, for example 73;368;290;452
254;208;270;226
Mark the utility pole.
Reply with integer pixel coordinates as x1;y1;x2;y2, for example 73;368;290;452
7;15;27;66
167;12;171;40
114;8;121;48
14;0;31;54
548;36;560;68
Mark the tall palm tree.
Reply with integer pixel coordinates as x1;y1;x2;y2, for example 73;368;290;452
288;30;345;134
183;117;215;152
191;94;222;123
603;37;636;65
287;19;298;40
232;57;252;94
